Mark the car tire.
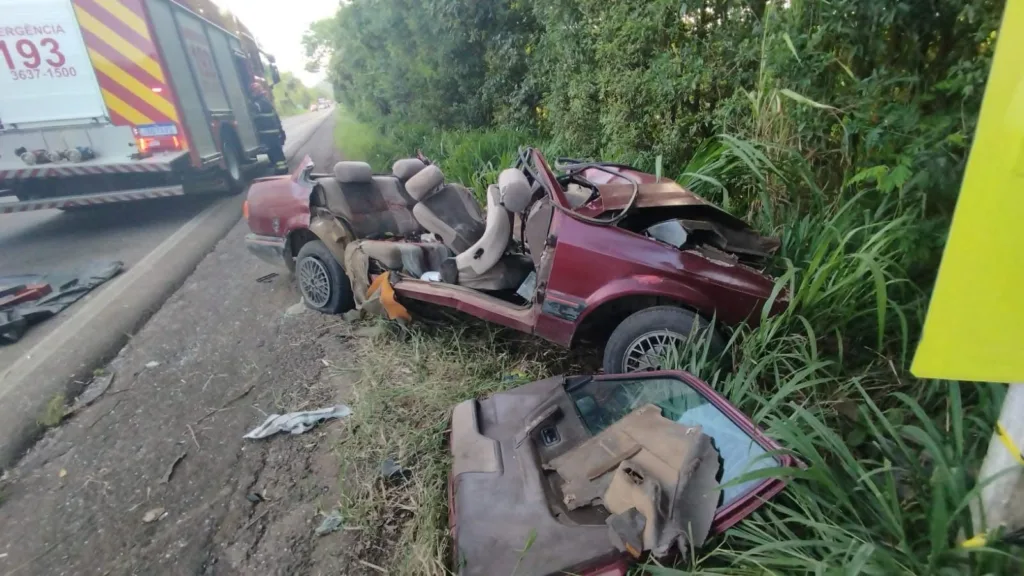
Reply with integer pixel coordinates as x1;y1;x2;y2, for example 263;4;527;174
602;306;724;374
222;133;245;195
295;240;355;314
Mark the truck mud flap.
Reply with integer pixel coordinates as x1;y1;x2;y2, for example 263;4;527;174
0;186;185;214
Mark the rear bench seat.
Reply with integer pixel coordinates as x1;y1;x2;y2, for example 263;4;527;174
316;161;422;239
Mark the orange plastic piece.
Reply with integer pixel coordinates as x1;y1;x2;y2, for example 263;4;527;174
366;271;411;322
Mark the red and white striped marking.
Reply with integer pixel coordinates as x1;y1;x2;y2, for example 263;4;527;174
0;186;185;215
0;162;174;180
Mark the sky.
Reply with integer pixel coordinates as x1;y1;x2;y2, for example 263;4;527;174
215;0;339;86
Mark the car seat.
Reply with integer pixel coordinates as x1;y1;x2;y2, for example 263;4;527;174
440;169;534;291
317;161;422;238
405;165;486;253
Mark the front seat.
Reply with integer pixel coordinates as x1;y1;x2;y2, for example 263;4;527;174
317;161;421;239
406;165;486;253
444;169;534;290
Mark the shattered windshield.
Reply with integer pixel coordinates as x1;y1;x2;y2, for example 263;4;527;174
568;376;777;506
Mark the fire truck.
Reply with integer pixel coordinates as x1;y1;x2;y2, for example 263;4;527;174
0;0;284;214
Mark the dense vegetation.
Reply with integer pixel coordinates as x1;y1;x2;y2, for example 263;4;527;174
306;0;1018;573
271;71;326;116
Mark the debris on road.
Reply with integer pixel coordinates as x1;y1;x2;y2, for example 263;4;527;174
256;272;279;283
0;309;27;344
315;510;344;536
243;404;352;439
0;261;123;343
145;361;161;369
380;457;411;484
67;372;116;416
160;452;187;484
142;508;166;523
246;492;265;503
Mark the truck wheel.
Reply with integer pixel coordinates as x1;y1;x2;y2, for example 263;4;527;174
602;306;724;374
222;134;245;194
296;240;354;314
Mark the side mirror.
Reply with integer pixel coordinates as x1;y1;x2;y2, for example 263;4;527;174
270;64;281;86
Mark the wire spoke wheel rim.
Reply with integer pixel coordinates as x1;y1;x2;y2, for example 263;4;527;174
622;330;688;372
298;257;331;308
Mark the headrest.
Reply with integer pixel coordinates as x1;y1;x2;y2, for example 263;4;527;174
392;158;426;181
498;168;532;213
334;161;372;183
406;164;445;201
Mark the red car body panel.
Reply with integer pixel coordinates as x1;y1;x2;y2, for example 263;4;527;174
245;164;314;240
447;370;797;575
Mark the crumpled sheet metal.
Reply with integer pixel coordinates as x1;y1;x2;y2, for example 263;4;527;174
549;403;720;558
243;405;352;439
0;260;123;343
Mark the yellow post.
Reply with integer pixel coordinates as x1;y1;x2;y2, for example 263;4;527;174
911;0;1024;543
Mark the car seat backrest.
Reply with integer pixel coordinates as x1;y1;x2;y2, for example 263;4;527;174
407;165;486;253
452;170;535;287
317;161;421;239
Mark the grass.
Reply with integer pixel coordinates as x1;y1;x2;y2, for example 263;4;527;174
326;118;1021;573
38;393;67;428
333;107;530;202
332;316;575;574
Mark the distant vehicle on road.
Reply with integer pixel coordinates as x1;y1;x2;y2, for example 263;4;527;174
244;147;786;373
0;0;286;215
316;97;332;111
309;104;319;112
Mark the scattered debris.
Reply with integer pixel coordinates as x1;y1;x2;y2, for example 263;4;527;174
160;452;187;484
0;552;7;559
255;272;279;283
67;373;115;415
142;507;166;523
243;404;352;440
246;492;265;503
285;302;307;316
314;510;344;536
0;261;123;343
195;381;257;424
186;424;201;451
144;361;161;369
242;508;272;531
58;468;67;479
380;457;411;484
341;309;363;323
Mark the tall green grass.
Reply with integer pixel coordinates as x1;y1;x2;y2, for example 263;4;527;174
333;107;529;202
331;112;1019;572
653;136;1017;574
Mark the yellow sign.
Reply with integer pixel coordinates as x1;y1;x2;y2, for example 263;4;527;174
912;0;1024;383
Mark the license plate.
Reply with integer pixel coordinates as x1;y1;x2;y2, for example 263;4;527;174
137;123;178;137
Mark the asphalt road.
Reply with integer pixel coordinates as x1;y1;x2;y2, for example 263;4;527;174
0;109;335;370
0;104;364;574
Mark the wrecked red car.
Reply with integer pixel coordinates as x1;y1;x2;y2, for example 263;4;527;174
449;370;794;575
244;148;783;372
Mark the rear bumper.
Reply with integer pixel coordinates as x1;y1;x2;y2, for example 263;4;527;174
0;185;185;214
245;233;288;267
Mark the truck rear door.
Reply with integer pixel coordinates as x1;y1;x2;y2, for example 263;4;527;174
0;0;109;127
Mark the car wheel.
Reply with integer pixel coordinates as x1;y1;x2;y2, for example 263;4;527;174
602;306;724;374
222;134;245;194
295;240;354;314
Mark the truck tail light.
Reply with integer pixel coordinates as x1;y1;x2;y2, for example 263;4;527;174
136;137;150;154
